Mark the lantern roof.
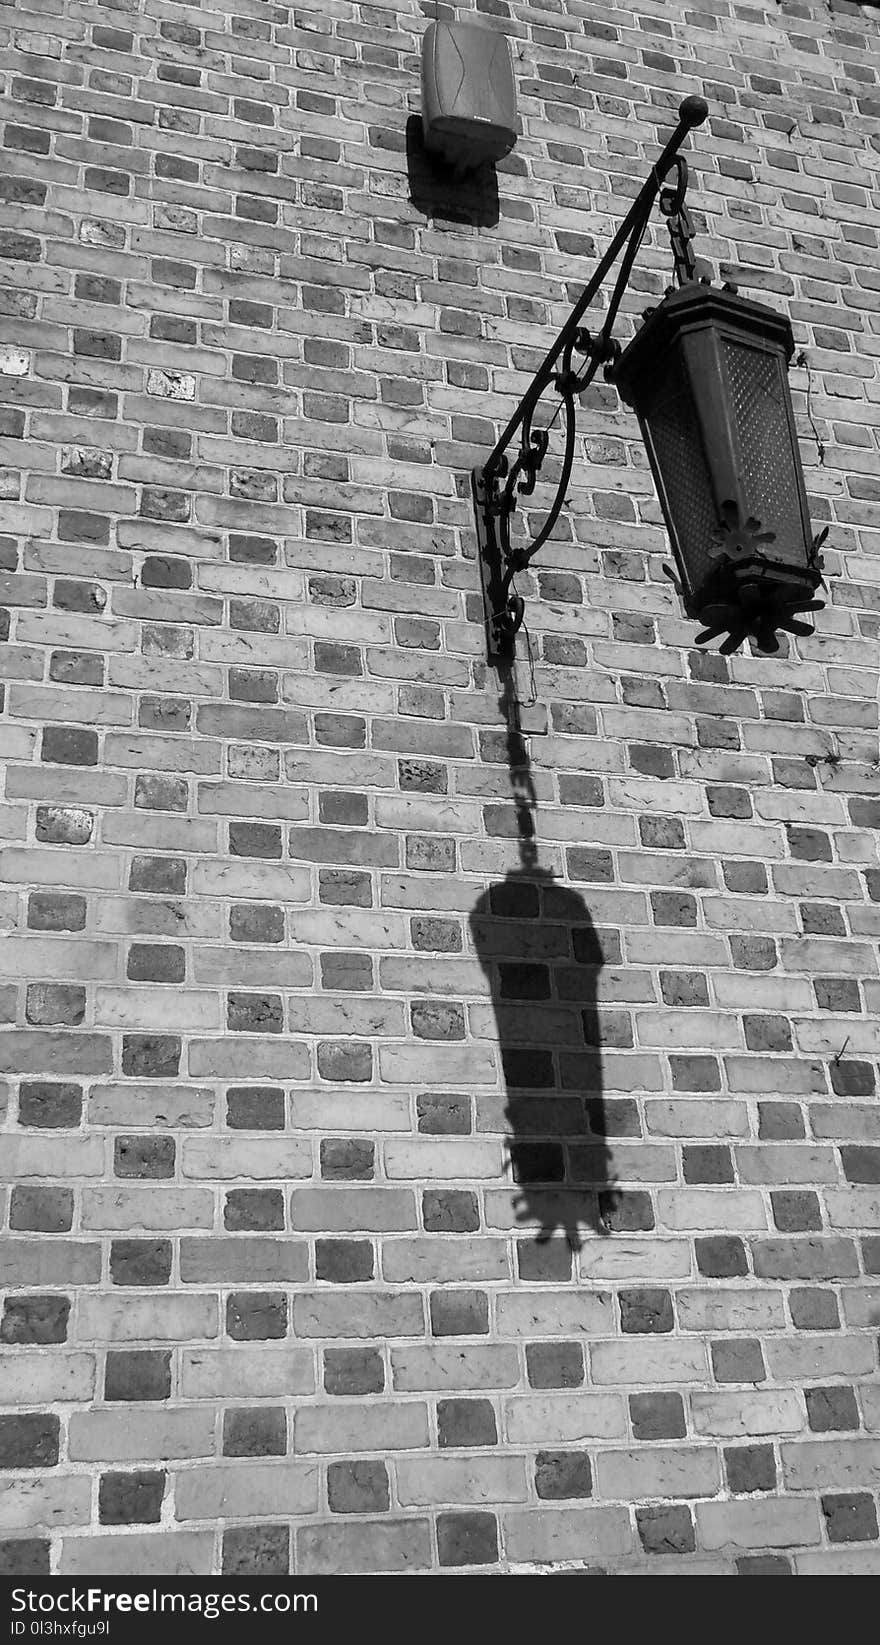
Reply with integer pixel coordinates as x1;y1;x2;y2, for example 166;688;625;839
614;282;795;399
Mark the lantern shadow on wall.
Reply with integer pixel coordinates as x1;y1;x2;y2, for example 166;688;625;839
468;665;623;1252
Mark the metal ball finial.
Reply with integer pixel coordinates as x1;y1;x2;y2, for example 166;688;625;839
679;94;709;126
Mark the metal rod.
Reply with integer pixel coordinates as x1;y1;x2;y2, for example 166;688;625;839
482;95;708;480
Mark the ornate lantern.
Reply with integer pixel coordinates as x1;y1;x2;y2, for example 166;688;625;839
613;283;826;654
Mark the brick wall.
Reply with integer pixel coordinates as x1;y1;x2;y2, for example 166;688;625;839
0;0;878;1577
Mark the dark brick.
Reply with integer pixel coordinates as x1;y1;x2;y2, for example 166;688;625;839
724;861;769;895
26;984;85;1026
109;1240;172;1286
437;1512;498;1567
516;1239;572;1282
28;892;87;935
316;1041;372;1082
410;918;462;954
437;1399;497;1448
319;870;372;907
135;773;188;811
711;1340;766;1382
620;1289;673;1333
526;1343;584;1390
229;821;282;858
137;702;193;736
696;1237;749;1278
683;1145;734;1184
840;1146;880;1184
1;1295;70;1345
324;1348;384;1397
226;1087;285;1129
10;1186;73;1232
35;805;93;845
498;963;551;1000
328;1460;389;1514
126;944;186;983
800;902;846;937
736;1555;792;1575
787;825;832;861
318;791;368;826
629;1393;686;1441
759;1103;805;1140
105;1351;171;1402
806;1386;860;1433
830;1061;875;1098
771;1191;822;1233
223;1408;286;1457
730;935;777;971
320;1139;374;1180
224;1189;284;1231
122;1036;181;1078
18;1082;82;1127
226;1293;287;1341
114;1136;175;1179
314;712;364;748
670;1056;721;1092
227;992;283;1033
661;971;710;1008
41;726;98;766
229;667;278;703
411;1000;465;1040
315;1240;373;1283
53;580;106;616
636;1505;695;1555
789;1289;840;1331
430;1290;488;1336
0;1539;50;1575
640;816;685;849
822;1494;879;1543
651;891;696;927
814;976;861;1013
230;531;277;561
129;857;187;895
99;1471;164;1525
417;1093;471;1135
422;1189;479;1233
535;1451;593;1500
222;1525;289;1575
142;556;191;590
725;1445;777;1494
744;1014;792;1053
567;848;614;883
0;1415;59;1468
230;905;284;944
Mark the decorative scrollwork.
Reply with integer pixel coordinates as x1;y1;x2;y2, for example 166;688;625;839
473;94;710;658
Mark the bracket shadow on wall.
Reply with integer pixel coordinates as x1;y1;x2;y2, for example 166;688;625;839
405;115;500;230
470;94;829;659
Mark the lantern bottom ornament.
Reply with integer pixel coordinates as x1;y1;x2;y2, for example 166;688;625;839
613;282;827;655
663;500;827;656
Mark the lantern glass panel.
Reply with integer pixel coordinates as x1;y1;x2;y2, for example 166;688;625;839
638;349;717;605
720;336;804;563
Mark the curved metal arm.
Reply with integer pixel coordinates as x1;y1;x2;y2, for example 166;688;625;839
473;93;709;659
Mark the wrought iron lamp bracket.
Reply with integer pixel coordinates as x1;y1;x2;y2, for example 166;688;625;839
472;94;710;659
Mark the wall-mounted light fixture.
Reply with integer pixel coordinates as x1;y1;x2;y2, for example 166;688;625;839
421;21;517;174
472;95;827;658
